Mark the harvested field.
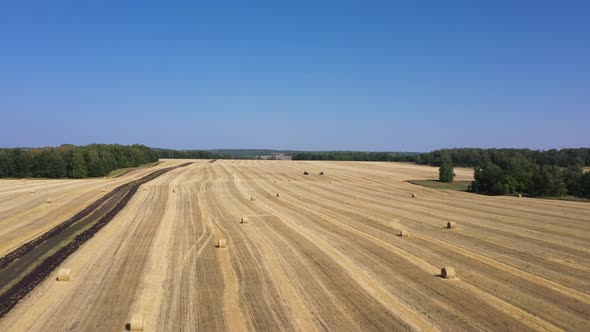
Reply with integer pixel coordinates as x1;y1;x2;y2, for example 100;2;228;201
1;160;590;331
0;162;192;317
0;160;183;258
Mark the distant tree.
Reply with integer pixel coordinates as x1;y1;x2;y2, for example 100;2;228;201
580;172;590;198
563;165;583;197
12;149;33;177
440;153;452;165
471;162;507;195
84;148;101;177
505;156;536;193
0;144;158;179
69;149;88;178
47;149;67;178
439;162;455;183
32;150;52;177
290;151;419;162
0;150;15;177
420;148;590;168
529;165;567;197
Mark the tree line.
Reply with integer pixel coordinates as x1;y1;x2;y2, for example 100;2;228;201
0;144;159;178
292;151;419;162
0;145;275;178
469;158;590;198
416;148;590;167
155;149;223;160
422;148;590;198
155;149;266;160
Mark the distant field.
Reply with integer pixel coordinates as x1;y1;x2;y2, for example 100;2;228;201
408;179;471;191
1;160;589;331
537;195;590;203
410;176;589;203
107;161;160;178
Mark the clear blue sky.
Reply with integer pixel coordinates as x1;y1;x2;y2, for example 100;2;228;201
1;1;588;152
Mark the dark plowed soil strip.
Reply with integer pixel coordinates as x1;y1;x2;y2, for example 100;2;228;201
0;162;191;318
0;189;119;270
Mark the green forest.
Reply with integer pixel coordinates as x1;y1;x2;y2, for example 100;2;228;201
154;148;292;159
0;145;284;178
292;151;419;162
154;148;223;160
0;144;159;178
423;149;590;198
416;148;590;168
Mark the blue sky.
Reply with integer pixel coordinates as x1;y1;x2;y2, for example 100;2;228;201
0;1;588;151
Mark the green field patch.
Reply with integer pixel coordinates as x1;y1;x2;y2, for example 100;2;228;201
408;180;471;191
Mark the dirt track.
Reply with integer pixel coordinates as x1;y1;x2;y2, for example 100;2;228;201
0;160;184;258
0;162;191;318
1;160;589;331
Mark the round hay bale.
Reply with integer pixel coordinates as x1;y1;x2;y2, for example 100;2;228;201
240;216;249;224
276;193;280;197
142;187;148;191
216;239;227;248
56;268;71;281
411;193;417;198
129;315;144;331
447;221;457;229
46;198;54;204
172;188;176;193
319;171;324;175
441;267;456;279
517;193;522;198
398;230;409;237
303;171;309;175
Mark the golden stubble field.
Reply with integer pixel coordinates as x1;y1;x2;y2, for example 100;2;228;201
1;159;589;331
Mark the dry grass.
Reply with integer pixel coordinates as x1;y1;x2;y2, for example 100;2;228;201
2;160;590;331
409;180;471;192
